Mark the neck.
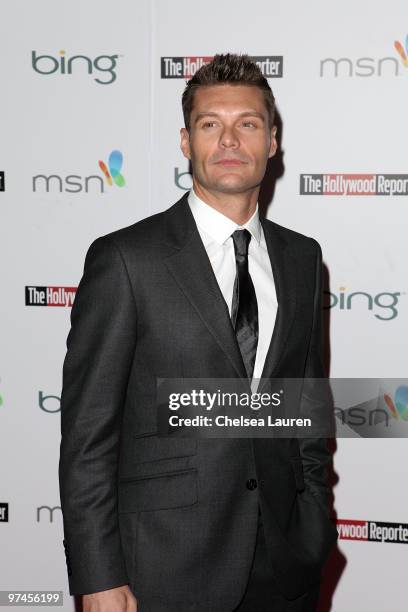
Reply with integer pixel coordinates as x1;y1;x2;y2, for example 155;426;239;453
192;181;259;225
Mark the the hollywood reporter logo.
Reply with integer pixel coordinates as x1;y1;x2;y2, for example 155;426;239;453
337;519;408;544
25;286;76;307
0;503;8;522
300;173;408;196
161;55;283;79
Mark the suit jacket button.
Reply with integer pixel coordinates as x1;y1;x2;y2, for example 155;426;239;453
246;478;257;490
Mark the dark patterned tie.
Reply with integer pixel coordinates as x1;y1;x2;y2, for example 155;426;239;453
230;229;259;380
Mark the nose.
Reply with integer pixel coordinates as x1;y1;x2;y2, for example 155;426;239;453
219;125;239;149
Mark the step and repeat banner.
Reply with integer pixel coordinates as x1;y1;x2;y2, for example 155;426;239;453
1;1;407;610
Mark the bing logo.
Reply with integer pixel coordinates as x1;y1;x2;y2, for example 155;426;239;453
98;150;125;187
384;386;408;421
32;50;120;84
394;35;408;67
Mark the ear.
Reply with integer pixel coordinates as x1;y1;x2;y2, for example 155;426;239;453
268;125;278;159
180;127;191;160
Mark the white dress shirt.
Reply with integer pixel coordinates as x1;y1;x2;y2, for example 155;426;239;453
188;189;278;391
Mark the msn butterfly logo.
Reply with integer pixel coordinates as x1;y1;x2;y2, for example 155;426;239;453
384;386;408;421
98;150;125;187
394;35;408;68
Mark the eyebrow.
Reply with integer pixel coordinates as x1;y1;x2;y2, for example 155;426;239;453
193;111;266;124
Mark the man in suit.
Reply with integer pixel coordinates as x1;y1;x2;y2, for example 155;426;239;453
59;53;338;612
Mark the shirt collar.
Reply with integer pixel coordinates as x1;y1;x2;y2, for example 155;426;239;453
188;188;261;246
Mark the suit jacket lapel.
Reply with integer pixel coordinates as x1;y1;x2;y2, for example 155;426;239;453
257;216;297;394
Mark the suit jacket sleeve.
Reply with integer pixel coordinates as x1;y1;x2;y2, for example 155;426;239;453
58;235;137;595
298;238;333;516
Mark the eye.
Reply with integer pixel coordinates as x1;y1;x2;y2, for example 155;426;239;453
242;121;256;128
202;121;217;128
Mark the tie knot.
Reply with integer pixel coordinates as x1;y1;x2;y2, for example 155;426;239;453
231;228;251;257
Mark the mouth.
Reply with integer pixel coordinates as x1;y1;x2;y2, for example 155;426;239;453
215;159;246;166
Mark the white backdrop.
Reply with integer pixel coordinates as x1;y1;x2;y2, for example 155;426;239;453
1;1;407;610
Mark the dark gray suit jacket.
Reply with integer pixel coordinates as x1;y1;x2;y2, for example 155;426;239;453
59;192;338;611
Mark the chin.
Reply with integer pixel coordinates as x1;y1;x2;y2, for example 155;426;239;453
208;175;251;192
216;181;257;194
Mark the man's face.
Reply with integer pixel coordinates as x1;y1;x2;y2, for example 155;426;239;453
180;84;277;195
